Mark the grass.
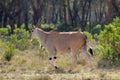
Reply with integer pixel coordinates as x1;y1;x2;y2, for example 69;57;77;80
0;49;120;80
30;75;52;80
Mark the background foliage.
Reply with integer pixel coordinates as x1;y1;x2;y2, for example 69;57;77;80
1;1;120;79
97;17;120;67
0;0;120;34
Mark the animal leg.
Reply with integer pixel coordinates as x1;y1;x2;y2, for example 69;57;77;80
53;56;58;69
83;47;93;68
49;55;58;69
69;52;77;72
49;57;53;66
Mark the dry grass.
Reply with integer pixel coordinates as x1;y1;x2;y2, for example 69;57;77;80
0;49;120;80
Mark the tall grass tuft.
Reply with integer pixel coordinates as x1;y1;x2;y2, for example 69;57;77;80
2;42;16;61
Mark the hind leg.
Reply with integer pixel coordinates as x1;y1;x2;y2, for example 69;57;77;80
82;46;93;68
69;51;78;72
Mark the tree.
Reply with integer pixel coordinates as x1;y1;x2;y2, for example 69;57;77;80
107;0;120;22
0;0;120;33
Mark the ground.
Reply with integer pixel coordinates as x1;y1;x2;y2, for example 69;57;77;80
1;68;120;80
0;49;120;80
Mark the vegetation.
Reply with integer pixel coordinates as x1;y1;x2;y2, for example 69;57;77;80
9;25;31;50
0;17;120;65
2;42;16;61
98;17;120;67
0;0;120;79
0;0;120;33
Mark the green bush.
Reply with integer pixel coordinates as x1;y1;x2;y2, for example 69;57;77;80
56;23;72;32
92;24;102;35
10;25;30;50
41;23;56;31
31;38;40;49
38;23;77;32
2;42;16;61
98;17;120;67
84;31;93;42
0;39;5;47
0;28;9;41
31;38;48;58
13;25;30;40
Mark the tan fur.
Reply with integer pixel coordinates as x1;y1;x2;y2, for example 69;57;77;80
31;27;93;71
47;32;86;53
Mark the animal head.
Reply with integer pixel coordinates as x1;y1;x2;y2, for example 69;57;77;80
30;19;47;48
30;25;38;41
30;19;42;41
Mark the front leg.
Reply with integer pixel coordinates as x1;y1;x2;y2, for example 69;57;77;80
47;45;58;69
49;56;58;69
53;56;58;69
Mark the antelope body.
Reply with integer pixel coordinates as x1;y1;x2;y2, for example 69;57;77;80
31;27;93;71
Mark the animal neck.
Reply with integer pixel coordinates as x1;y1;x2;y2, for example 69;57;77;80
36;28;48;47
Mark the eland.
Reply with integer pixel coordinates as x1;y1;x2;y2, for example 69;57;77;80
30;22;93;72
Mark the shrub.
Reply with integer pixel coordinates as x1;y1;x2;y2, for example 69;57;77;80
10;25;30;50
13;25;29;40
31;38;40;49
0;28;9;41
92;24;102;35
84;31;93;42
98;17;120;67
0;39;5;47
56;23;72;32
31;38;48;58
2;42;16;61
41;23;56;31
38;23;77;32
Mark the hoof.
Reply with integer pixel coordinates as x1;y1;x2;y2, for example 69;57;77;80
68;70;77;74
90;68;94;71
68;70;72;73
68;70;75;73
55;66;58;69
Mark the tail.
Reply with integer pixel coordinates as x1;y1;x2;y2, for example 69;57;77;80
84;33;93;56
89;47;93;56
